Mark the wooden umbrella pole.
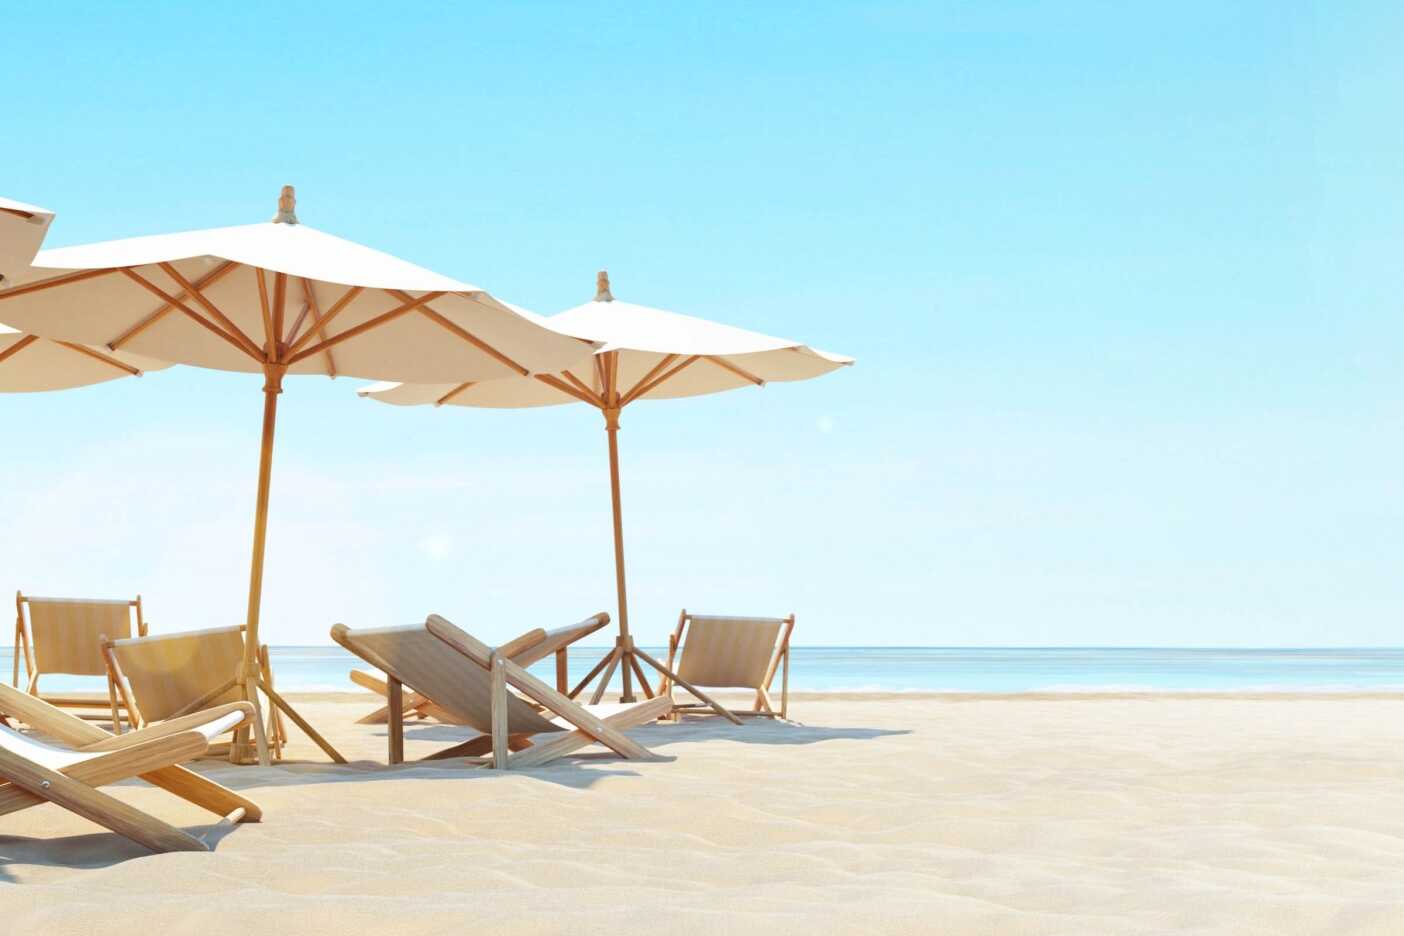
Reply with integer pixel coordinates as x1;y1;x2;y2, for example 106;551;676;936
604;403;637;702
237;364;285;766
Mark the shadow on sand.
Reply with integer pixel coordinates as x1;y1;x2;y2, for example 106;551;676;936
0;812;244;879
0;715;909;874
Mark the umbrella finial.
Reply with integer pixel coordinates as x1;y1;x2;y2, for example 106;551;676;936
272;185;298;224
595;270;614;302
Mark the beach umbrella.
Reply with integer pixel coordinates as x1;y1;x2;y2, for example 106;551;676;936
0;187;596;764
1;197;171;389
360;271;852;703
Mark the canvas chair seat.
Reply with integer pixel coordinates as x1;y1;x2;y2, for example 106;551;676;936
349;613;612;725
104;625;286;761
0;711;245;770
13;592;147;729
661;611;794;720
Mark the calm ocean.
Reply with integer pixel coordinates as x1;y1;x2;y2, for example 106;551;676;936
15;646;1404;694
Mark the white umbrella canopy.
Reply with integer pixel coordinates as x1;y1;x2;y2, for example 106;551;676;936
361;271;852;703
0;195;55;281
0;187;597;765
1;197;171;390
0;192;590;383
361;276;851;407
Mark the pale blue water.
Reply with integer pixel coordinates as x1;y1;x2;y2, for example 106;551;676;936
15;646;1404;694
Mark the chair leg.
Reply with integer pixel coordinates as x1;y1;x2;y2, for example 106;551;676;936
0;748;208;853
387;675;404;765
780;646;789;719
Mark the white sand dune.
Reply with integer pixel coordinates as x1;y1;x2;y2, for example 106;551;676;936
3;693;1404;934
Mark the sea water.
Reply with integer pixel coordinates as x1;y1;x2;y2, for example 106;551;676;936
13;646;1404;695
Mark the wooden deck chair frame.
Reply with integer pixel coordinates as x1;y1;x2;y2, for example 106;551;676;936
0;681;262;853
350;612;613;725
102;625;288;762
659;610;794;720
13;591;148;730
333;614;696;768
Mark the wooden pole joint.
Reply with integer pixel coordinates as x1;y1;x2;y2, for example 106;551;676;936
603;407;621;431
262;363;287;394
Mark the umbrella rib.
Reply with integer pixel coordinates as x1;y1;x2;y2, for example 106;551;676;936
286;286;364;356
296;278;336;377
594;355;608;397
0;334;39;365
286;297;311;347
119;268;264;362
155;262;262;359
56;341;142;376
384;289;530;377
271;273;288;360
435;381;475;406
534;373;603;407
0;267;120;301
107;260;239;352
255;269;275;360
703;354;765;386
620;355;701;406
285;291;445;366
560;369;606;407
618;354;679;405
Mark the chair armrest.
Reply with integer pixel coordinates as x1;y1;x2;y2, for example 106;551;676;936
78;702;253;752
512;613;611;667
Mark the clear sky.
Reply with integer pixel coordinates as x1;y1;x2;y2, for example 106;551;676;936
2;2;1401;646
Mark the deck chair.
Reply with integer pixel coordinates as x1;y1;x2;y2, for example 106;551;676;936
331;614;675;769
659;610;794;720
103;626;285;760
0;681;262;853
13;591;148;729
349;612;612;725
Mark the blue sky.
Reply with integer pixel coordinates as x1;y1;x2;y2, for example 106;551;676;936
2;2;1401;646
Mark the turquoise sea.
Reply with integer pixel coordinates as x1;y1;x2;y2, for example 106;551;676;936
15;646;1404;694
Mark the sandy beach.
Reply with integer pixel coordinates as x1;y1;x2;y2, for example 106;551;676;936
0;692;1402;934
